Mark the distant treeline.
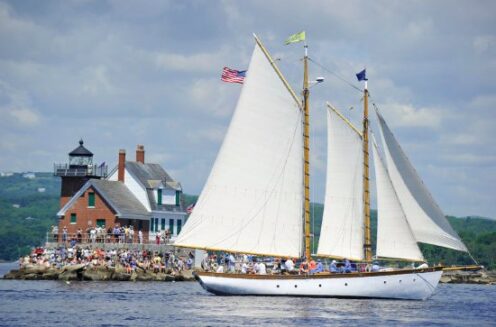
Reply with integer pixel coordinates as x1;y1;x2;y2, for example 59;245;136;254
0;175;494;269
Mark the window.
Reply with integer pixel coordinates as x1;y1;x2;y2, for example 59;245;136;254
96;219;105;228
177;220;182;234
70;213;77;224
169;219;174;235
175;191;180;206
157;189;162;205
161;218;165;230
138;220;143;230
88;192;95;207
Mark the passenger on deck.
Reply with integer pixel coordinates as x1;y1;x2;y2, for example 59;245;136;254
371;262;380;272
330;260;338;273
417;262;428;269
311;259;324;274
241;261;248;274
257;261;267;275
299;259;309;274
285;258;295;273
308;259;317;272
344;259;352;273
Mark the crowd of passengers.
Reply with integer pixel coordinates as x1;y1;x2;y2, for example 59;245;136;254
201;253;383;275
20;246;194;275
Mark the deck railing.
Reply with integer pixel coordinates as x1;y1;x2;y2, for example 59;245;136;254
53;164;108;177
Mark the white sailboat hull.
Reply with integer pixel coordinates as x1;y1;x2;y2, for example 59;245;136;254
195;267;443;300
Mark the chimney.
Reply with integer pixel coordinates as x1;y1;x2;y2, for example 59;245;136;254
136;144;145;164
118;149;126;182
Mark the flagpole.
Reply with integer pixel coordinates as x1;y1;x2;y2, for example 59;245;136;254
303;40;311;261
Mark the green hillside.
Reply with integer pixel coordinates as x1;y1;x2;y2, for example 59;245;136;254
0;173;59;261
0;175;494;269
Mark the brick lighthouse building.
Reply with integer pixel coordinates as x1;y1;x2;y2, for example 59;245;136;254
54;142;187;243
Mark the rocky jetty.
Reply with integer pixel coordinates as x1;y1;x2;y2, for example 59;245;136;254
440;269;496;285
3;265;195;282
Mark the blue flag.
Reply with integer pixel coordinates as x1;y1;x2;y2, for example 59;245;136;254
356;69;368;81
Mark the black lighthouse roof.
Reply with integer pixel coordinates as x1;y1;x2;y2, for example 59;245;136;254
69;139;93;157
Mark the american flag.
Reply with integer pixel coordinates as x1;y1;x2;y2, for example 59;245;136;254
221;67;246;84
186;202;196;214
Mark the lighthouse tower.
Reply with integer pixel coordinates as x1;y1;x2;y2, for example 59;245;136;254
54;139;107;208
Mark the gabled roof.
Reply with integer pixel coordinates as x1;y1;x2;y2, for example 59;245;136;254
57;179;150;220
69;139;93;157
125;162;174;188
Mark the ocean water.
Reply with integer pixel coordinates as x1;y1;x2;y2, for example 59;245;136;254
0;262;495;327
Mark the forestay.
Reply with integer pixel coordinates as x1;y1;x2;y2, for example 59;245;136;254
372;140;424;261
317;107;364;260
175;41;304;258
376;111;467;252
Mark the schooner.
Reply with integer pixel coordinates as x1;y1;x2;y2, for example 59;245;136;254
175;33;472;300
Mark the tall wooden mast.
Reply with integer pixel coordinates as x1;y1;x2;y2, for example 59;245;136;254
303;43;312;261
363;82;372;262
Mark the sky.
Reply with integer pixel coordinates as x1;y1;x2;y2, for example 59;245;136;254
0;0;494;218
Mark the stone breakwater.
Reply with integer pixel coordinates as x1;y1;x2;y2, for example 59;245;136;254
3;265;195;282
440;269;496;285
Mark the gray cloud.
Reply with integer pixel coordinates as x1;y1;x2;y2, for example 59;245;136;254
0;0;494;218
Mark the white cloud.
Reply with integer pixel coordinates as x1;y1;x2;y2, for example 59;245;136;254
187;78;239;117
473;35;496;54
379;103;444;128
81;65;116;96
155;49;227;73
8;107;40;126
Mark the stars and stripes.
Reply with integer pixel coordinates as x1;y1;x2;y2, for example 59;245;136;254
186;202;196;214
221;67;246;84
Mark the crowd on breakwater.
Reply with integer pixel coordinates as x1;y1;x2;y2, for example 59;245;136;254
21;246;193;273
3;245;195;281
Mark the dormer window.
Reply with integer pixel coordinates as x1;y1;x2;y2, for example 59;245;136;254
157;188;163;205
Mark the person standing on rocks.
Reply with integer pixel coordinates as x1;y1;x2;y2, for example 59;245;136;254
62;226;68;244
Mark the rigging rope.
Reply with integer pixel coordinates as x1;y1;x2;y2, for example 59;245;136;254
308;57;363;93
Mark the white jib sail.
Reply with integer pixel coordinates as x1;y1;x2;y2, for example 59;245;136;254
175;41;304;258
372;139;424;261
376;111;467;252
317;106;364;260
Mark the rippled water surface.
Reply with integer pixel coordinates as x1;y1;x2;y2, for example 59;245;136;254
1;262;495;326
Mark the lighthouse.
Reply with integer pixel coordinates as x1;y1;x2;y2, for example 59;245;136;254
53;139;107;208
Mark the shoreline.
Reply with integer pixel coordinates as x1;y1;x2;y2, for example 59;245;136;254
3;265;495;284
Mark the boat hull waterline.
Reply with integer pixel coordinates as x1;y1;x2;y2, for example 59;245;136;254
195;267;443;300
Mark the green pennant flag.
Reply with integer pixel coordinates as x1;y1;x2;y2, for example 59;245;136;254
285;31;306;45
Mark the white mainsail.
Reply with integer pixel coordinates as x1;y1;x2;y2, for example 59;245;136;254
376;111;467;252
372;139;424;261
175;40;304;258
317;105;364;260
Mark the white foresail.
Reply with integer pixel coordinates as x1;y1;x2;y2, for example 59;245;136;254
376;111;467;252
372;140;424;261
317;106;364;260
175;41;304;258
